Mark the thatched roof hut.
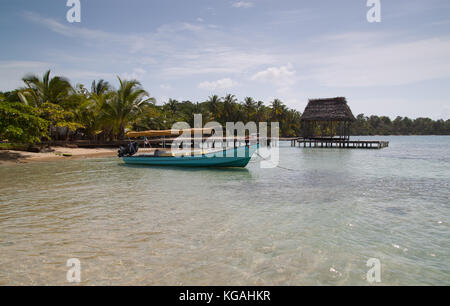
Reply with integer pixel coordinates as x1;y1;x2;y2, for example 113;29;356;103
300;97;355;122
300;97;355;140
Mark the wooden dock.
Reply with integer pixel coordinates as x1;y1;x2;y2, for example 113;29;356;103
291;138;389;149
47;137;286;149
46;137;388;150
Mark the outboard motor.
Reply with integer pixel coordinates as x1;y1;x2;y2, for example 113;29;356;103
118;141;139;157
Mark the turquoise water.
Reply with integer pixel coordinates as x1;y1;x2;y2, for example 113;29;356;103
0;136;449;285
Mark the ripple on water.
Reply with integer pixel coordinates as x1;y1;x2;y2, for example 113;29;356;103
0;136;449;285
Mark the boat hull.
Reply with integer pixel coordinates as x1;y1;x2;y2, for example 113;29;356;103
122;145;257;168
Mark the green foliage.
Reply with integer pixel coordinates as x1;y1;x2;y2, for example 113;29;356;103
131;95;302;137
21;70;73;108
101;77;154;139
350;114;450;135
0;99;49;143
2;69;449;147
38;102;83;132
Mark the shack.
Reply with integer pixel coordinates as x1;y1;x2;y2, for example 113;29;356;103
295;97;388;149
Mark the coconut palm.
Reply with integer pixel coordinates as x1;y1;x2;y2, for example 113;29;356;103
91;79;111;96
19;70;72;107
243;97;256;122
270;99;286;122
74;81;113;141
164;99;179;117
206;95;222;121
223;94;238;123
101;77;154;139
255;101;267;123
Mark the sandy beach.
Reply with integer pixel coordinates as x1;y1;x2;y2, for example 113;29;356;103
0;147;117;165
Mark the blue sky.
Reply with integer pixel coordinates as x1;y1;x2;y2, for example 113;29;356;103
1;0;450;119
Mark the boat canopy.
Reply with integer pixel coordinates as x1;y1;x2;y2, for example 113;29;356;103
126;128;215;138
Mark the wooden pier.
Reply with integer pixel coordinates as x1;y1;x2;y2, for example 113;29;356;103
47;137;282;149
291;138;389;149
46;137;388;150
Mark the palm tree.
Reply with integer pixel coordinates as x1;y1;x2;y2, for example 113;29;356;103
243;97;256;122
19;70;72;107
255;101;267;123
270;99;286;122
102;77;154;139
91;79;111;96
164;99;179;117
206;95;222;121
74;80;114;141
223;94;238;123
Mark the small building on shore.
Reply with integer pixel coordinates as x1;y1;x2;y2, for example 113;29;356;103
300;97;356;140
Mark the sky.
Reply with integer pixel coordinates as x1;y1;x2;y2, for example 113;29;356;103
1;0;450;119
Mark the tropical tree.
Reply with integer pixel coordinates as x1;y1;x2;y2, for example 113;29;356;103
101;77;154;139
3;70;450;145
73;80;113;141
223;94;239;123
163;99;179;118
206;95;222;121
270;99;286;122
242;97;256;122
255;101;267;123
0;94;49;143
19;70;73;108
91;79;111;96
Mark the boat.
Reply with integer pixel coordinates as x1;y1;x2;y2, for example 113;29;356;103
121;144;258;167
119;128;258;168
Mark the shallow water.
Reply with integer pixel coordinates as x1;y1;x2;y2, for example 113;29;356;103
0;136;449;285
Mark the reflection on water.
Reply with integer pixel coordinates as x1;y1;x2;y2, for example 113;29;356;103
120;162;252;176
0;136;449;285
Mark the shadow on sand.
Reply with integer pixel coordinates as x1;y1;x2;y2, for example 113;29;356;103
0;151;27;163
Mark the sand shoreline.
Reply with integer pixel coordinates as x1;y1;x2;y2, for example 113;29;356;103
0;147;118;165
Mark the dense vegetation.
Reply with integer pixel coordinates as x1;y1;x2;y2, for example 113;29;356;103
0;70;449;145
350;114;450;136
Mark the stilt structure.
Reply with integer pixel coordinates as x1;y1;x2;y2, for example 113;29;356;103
297;97;388;149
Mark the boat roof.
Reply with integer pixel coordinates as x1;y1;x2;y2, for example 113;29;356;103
126;128;215;138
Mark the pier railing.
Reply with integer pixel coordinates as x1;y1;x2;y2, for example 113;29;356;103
292;138;389;149
44;137;389;150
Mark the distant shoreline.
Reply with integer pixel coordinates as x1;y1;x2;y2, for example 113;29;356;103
1;135;449;166
0;146;117;166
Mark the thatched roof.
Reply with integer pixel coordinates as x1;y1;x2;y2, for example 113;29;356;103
300;97;355;121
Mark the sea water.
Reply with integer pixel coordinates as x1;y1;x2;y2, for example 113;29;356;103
0;136;448;285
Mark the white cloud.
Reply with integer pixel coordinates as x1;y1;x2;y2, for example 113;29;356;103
22;12;450;91
17;11;450;120
0;60;50;90
23;11;127;43
251;64;296;84
0;60;114;91
160;84;172;90
162;48;276;77
232;2;254;8
24;11;274;79
58;69;112;81
122;68;146;80
308;36;450;87
250;65;299;105
198;78;237;91
23;12;204;55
